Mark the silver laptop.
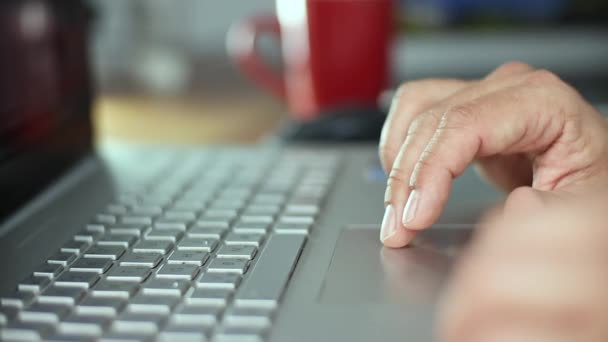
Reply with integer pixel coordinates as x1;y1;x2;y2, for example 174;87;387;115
0;4;505;339
0;93;505;342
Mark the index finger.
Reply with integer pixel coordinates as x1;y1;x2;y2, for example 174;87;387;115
403;79;588;230
379;79;468;173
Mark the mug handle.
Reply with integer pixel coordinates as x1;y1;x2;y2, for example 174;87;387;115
227;14;286;99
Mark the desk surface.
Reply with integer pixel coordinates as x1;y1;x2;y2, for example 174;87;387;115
94;93;284;144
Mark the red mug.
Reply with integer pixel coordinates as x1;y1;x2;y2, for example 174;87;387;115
228;0;393;121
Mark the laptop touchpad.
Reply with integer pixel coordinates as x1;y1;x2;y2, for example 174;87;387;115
318;225;473;305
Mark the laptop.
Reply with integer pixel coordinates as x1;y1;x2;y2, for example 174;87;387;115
0;97;506;342
0;6;507;342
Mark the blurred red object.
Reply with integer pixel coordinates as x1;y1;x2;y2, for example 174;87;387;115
228;0;393;121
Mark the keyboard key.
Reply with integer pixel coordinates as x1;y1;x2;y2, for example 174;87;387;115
232;223;270;234
77;297;126;317
196;273;241;290
172;305;222;325
156;264;199;280
120;216;152;225
100;331;156;342
107;204;129;215
187;227;226;239
48;251;77;266
238;216;274;225
193;220;230;229
18;275;51;293
167;250;209;266
59;312;111;336
215;326;267;342
209;200;244;211
34;263;64;279
243;205;281;216
216;245;257;260
223;307;273;328
159;327;208;342
142;279;190;296
279;215;315;225
46;332;97;342
163;210;197;222
108;224;148;236
251;194;285;205
170;202;207;213
1;291;35;309
119;252;162;267
219;188;251;198
177;237;218;252
84;245;125;260
273;223;312;235
224;233;264;247
235;234;305;309
97;233;137;248
74;229;103;243
86;223;106;233
130;205;162;216
60;240;89;254
19;302;71;323
92;280;139;299
55;271;99;289
39;286;85;305
285;204;319;216
95;214;116;225
1;321;55;341
207;258;249;275
154;220;188;231
128;294;179;314
140;196;173;207
112;312;165;335
106;266;150;282
70;258;112;274
145;229;183;242
200;209;237;221
132;240;174;254
186;288;232;307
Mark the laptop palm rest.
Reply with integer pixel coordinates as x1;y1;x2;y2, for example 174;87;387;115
318;225;473;305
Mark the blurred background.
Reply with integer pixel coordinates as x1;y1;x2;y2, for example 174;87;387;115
81;0;608;142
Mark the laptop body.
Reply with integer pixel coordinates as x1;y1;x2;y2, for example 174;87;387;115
0;3;506;339
0;114;504;342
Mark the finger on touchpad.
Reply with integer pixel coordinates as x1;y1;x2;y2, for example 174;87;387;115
318;225;473;306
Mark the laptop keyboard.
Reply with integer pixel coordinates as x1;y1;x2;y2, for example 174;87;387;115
0;150;339;341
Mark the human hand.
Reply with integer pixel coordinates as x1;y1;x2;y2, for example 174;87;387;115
437;190;608;342
378;61;608;247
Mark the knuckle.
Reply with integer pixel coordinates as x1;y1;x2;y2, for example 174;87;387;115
386;167;410;188
394;80;421;100
395;79;445;100
524;69;562;86
411;109;443;132
444;103;477;127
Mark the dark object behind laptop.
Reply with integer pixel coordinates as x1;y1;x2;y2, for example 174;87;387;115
0;0;94;223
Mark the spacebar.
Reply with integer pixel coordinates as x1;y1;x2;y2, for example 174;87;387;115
234;234;306;308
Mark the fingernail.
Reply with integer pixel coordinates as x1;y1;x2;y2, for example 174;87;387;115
403;190;420;226
380;205;398;242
